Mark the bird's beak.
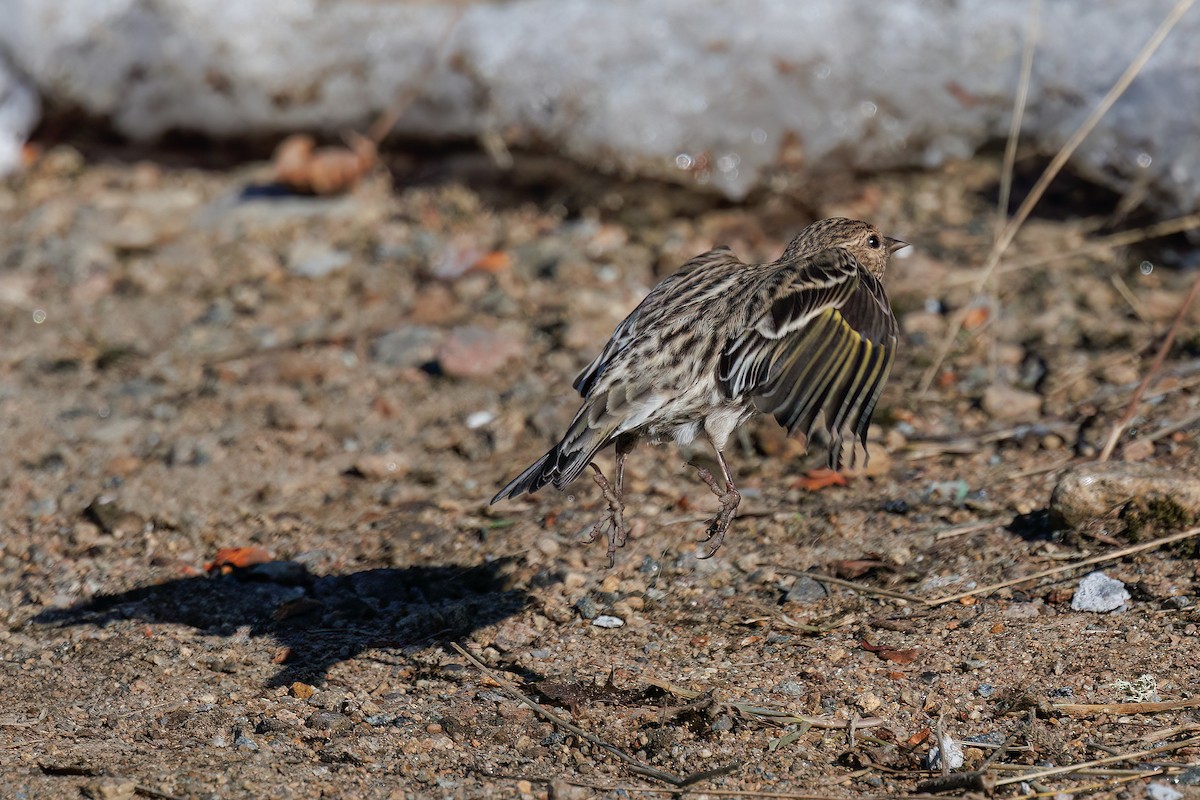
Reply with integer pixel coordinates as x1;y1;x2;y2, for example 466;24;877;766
885;237;909;254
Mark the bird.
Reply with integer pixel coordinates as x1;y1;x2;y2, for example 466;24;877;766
492;217;906;566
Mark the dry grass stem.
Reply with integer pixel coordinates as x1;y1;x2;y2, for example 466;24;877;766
643;677;884;731
777;569;929;605
1098;270;1200;460
926;526;1200;605
961;211;1200;284
919;0;1198;394
993;735;1200;787
1054;698;1200;716
996;0;1041;238
450;643;692;786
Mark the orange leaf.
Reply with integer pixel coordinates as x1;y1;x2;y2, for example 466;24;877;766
205;546;273;574
962;305;990;331
861;639;920;665
795;468;848;491
472;251;512;273
904;727;932;748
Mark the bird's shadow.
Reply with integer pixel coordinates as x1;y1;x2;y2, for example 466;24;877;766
29;560;529;687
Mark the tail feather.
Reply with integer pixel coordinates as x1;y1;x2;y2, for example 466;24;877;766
491;414;610;503
491;450;556;503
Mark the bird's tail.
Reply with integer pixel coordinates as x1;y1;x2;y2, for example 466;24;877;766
491;408;612;503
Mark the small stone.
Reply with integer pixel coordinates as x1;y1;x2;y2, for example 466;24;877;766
1146;782;1183;800
926;736;964;770
234;733;259;751
436;325;523;378
82;780;137;800
288;241;352;278
306;710;352;734
351;452;411;479
711;714;734;731
574;595;599;620
1071;571;1131;613
775;680;805;696
291;681;316;700
592;615;624;628
981;384;1042;421
856;692;883;713
371;326;442;368
785;575;829;603
977;683;995;697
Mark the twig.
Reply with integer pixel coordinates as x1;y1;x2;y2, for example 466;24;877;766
554;780;949;799
449;643;692;785
918;0;1198;395
1110;273;1151;324
949;211;1200;286
1054;697;1200;716
993;735;1200;787
1098;270;1200;461
925;526;1200;606
366;5;466;145
1143;409;1200;444
776;569;929;605
933;518;1010;541
643;677;884;730
996;0;1040;238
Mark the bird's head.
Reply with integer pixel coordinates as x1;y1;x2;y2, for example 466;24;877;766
782;217;908;278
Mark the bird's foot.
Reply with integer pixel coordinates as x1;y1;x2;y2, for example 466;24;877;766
688;462;741;558
582;463;629;568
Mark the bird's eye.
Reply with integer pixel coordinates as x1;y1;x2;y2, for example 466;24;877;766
867;234;881;249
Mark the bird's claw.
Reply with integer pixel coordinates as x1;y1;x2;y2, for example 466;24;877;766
688;462;741;558
585;464;629;568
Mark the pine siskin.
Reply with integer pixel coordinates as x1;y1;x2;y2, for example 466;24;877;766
492;217;906;565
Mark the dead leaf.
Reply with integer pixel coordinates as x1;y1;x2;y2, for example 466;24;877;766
205;546;273;574
794;468;848;491
861;639;920;665
832;558;888;579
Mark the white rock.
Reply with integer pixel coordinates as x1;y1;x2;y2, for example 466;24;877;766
1071;571;1131;613
1146;782;1183;800
591;615;625;629
926;735;964;771
2;1;1199;213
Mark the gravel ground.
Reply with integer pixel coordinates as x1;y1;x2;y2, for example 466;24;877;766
1;144;1199;799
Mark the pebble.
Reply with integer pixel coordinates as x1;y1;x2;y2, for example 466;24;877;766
371;326;442;368
351;452;411;479
926;736;964;770
288;241;352;278
305;710;352;734
1146;782;1183;800
592;615;624;628
436;325;523;378
856;692;883;713
574;595;600;620
82;780;137;800
1071;571;1130;613
785;575;829;603
1049;462;1200;529
981;384;1042;421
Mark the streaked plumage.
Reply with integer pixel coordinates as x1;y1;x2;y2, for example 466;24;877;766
493;217;905;565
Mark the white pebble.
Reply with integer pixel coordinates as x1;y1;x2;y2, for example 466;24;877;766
1071;571;1130;613
592;615;625;628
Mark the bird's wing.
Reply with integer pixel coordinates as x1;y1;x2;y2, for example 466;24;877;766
718;248;898;467
573;246;742;398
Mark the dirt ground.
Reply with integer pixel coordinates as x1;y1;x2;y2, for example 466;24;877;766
1;141;1199;800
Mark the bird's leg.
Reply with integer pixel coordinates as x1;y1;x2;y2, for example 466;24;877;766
689;448;741;558
582;438;634;567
